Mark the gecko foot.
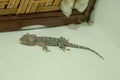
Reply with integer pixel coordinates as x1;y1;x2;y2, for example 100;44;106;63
42;46;50;52
60;47;70;52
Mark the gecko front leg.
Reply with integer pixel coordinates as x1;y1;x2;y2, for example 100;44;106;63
38;42;50;52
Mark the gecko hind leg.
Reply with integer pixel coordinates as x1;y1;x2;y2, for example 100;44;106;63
60;47;70;52
59;37;70;52
59;43;70;52
38;42;50;52
42;46;50;52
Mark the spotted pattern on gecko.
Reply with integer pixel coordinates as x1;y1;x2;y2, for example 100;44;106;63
19;33;104;60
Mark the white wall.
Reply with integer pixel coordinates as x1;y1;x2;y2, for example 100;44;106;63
94;0;120;47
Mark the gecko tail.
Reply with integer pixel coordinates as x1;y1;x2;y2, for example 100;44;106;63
67;43;104;60
79;46;104;60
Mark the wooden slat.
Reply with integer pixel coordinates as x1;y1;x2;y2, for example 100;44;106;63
37;2;45;7
7;0;16;8
25;0;34;13
14;0;21;8
0;0;9;2
0;9;17;15
0;1;8;8
16;0;24;14
30;2;39;13
37;6;60;12
35;0;52;3
45;1;52;6
0;4;5;8
53;0;61;6
17;0;30;14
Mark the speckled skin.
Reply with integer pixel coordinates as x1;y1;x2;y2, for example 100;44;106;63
20;33;104;60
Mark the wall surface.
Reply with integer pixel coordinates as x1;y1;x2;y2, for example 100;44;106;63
0;0;120;80
94;0;120;47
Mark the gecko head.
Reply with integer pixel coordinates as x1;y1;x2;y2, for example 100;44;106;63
19;33;37;46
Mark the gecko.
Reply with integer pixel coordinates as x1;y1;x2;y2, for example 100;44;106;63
19;33;104;60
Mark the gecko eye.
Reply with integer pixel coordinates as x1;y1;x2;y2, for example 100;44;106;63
28;37;35;42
